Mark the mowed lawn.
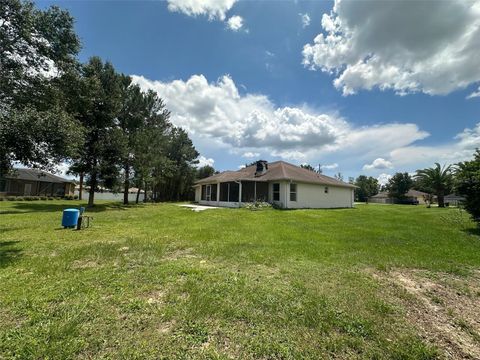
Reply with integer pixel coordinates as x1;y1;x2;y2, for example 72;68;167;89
1;201;480;359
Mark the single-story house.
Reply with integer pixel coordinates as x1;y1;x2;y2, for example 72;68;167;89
369;189;432;205
194;160;355;209
444;194;465;206
0;168;75;197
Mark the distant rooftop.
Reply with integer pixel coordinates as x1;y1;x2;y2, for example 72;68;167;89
5;168;74;184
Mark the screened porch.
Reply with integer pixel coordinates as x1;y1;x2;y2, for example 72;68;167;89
200;180;269;206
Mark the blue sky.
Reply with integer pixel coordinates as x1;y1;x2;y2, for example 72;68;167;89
38;0;480;183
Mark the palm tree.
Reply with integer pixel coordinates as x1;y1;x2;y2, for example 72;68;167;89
415;163;453;207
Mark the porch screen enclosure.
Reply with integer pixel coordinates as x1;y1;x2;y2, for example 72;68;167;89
201;181;269;203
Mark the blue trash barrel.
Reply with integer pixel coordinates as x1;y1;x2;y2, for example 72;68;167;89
62;208;80;228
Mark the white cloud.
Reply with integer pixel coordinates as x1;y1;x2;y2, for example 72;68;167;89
243;152;260;158
167;0;237;21
197;155;215;167
467;87;480;99
227;15;244;31
132;73;477;173
377;173;392;186
322;163;338;170
363;158;393;170
303;0;480;96
388;123;480;170
300;13;311;28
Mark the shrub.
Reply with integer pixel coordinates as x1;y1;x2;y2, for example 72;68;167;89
0;197;4;201
24;196;33;201
48;197;55;200
15;196;24;201
39;196;47;200
6;196;16;201
73;195;79;200
244;201;272;211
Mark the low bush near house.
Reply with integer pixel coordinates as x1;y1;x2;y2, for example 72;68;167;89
244;201;272;211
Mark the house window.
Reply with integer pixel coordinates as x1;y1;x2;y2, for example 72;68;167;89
273;183;280;201
290;183;297;201
324;186;329;194
201;185;206;200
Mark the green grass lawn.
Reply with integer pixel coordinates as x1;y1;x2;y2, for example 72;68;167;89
1;201;480;359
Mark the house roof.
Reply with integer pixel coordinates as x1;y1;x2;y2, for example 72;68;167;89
5;168;74;184
370;189;430;198
195;161;356;188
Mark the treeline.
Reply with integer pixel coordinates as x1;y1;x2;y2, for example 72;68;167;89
0;0;199;206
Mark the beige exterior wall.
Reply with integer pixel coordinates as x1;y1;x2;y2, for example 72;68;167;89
287;182;353;209
194;186;201;202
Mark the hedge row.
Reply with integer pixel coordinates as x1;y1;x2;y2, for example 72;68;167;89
0;195;79;201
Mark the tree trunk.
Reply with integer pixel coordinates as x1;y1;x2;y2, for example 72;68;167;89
438;192;445;208
143;181;148;203
88;173;96;207
136;184;141;204
123;164;130;205
78;172;84;200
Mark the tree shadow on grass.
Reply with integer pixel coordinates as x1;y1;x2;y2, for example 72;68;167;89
0;241;22;268
463;227;480;237
0;202;146;215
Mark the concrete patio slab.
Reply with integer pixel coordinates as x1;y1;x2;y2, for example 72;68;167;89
178;204;220;212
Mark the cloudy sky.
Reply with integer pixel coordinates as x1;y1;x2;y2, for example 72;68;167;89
38;0;480;183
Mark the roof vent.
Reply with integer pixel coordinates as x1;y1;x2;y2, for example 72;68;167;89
255;160;268;177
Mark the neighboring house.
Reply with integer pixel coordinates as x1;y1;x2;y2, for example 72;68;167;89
0;168;75;197
369;189;432;205
444;194;465;207
194;160;355;209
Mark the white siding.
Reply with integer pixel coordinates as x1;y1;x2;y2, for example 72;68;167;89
286;182;353;209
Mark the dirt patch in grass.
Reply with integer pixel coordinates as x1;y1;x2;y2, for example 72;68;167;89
373;269;480;359
146;290;167;305
158;319;176;334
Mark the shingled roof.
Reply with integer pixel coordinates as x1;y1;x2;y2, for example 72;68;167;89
195;161;355;188
5;168;74;184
